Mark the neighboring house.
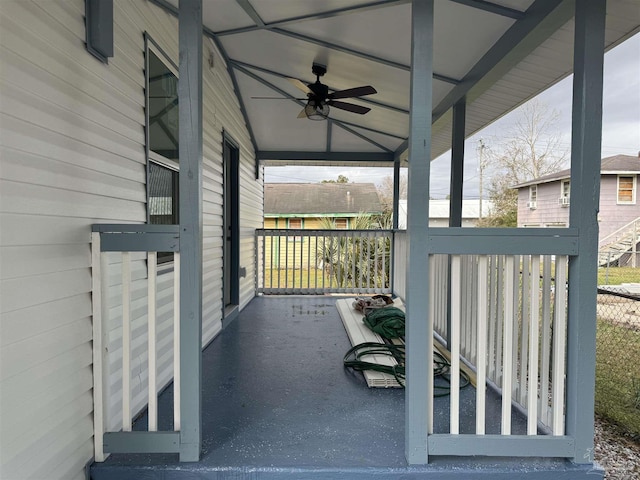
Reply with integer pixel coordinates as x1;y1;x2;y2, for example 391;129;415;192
397;199;493;229
514;154;640;237
514;154;640;265
264;183;383;230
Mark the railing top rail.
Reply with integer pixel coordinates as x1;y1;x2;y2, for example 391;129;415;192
92;224;180;234
256;228;395;235
599;216;640;246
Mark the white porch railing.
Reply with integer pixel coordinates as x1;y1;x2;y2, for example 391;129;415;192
256;229;393;295
445;254;568;436
91;225;181;461
394;229;575;456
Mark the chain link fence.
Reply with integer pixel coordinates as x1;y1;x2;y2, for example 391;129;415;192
596;284;640;438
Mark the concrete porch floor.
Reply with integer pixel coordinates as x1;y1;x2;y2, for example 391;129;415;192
90;296;600;479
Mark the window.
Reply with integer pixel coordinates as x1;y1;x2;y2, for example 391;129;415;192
617;175;636;204
146;38;179;262
335;218;348;229
288;218;302;229
561;180;570;198
527;185;537;209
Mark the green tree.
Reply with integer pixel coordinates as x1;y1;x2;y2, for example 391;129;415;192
478;100;567;227
322;174;350;184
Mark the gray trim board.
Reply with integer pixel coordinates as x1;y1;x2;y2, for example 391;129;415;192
566;0;606;464
426;228;579;255
92;224;180;233
178;0;203;462
449;100;465;227
103;432;180;454
450;0;524;19
99;232;180;252
256;151;394;162
427;434;575;457
405;0;434;465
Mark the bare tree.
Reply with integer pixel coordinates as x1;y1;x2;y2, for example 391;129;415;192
479;100;568;227
376;171;407;213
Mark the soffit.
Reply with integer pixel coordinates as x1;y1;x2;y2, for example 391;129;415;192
161;0;640;167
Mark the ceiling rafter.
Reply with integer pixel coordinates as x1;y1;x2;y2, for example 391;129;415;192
229;59;410;115
394;0;570;159
235;0;265;27
256;151;395;162
450;0;524;19
149;0;260;156
216;0;411;36
269;27;459;85
232;63;394;152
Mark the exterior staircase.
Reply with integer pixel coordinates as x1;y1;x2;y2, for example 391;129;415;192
598;217;640;267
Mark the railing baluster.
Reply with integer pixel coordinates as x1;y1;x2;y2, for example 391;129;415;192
511;256;519;400
540;255;552;426
502;255;514;435
552;256;567;435
121;252;132;432
428;254;436;434
476;255;488;435
148;252;158;432
488;255;497;382
173;252;181;430
450;255;461;435
91;232;107;461
496;256;504;386
528;255;540;435
520;255;530;406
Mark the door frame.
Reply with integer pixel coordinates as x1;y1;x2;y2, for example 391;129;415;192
222;130;240;326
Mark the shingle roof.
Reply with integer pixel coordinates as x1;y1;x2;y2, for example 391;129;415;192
513;154;640;188
264;183;383;216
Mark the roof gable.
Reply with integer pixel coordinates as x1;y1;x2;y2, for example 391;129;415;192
513;154;640;188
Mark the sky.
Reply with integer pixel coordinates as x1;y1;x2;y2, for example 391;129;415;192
264;32;640;200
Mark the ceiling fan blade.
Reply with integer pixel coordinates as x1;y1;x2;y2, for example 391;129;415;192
297;107;309;119
288;77;313;95
250;96;307;100
328;85;377;100
328;100;371;115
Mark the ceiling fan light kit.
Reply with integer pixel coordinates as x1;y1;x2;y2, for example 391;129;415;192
291;63;378;120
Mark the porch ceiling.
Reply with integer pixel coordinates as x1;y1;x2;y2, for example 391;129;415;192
160;0;639;167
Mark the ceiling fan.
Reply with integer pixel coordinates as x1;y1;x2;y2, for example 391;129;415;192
254;63;377;120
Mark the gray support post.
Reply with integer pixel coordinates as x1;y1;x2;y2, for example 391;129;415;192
449;100;465;228
446;99;466;348
178;0;203;462
405;0;434;465
393;158;401;230
566;0;605;465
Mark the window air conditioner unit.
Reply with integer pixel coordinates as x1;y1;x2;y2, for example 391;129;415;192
527;201;537;209
558;196;570;207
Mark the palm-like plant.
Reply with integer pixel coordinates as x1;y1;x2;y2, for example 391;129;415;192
315;213;392;289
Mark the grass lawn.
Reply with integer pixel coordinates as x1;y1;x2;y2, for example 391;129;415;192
263;268;330;290
595;318;640;437
598;267;640;286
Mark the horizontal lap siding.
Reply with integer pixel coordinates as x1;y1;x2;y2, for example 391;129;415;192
0;1;258;478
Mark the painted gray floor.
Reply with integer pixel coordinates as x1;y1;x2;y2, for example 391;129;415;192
91;296;600;479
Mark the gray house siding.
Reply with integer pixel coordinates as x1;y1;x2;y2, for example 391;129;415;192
598;174;639;242
518;174;639;242
517;181;569;227
0;1;259;479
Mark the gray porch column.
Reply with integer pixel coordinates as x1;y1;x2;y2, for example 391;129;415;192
445;100;466;348
393;158;401;229
178;0;203;462
449;100;465;228
405;0;434;464
566;0;606;464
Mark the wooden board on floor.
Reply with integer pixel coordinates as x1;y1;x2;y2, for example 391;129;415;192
336;298;402;388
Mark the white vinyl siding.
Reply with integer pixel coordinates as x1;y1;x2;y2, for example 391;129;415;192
0;1;259;479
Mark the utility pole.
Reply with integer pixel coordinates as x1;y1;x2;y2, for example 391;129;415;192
477;139;486;219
